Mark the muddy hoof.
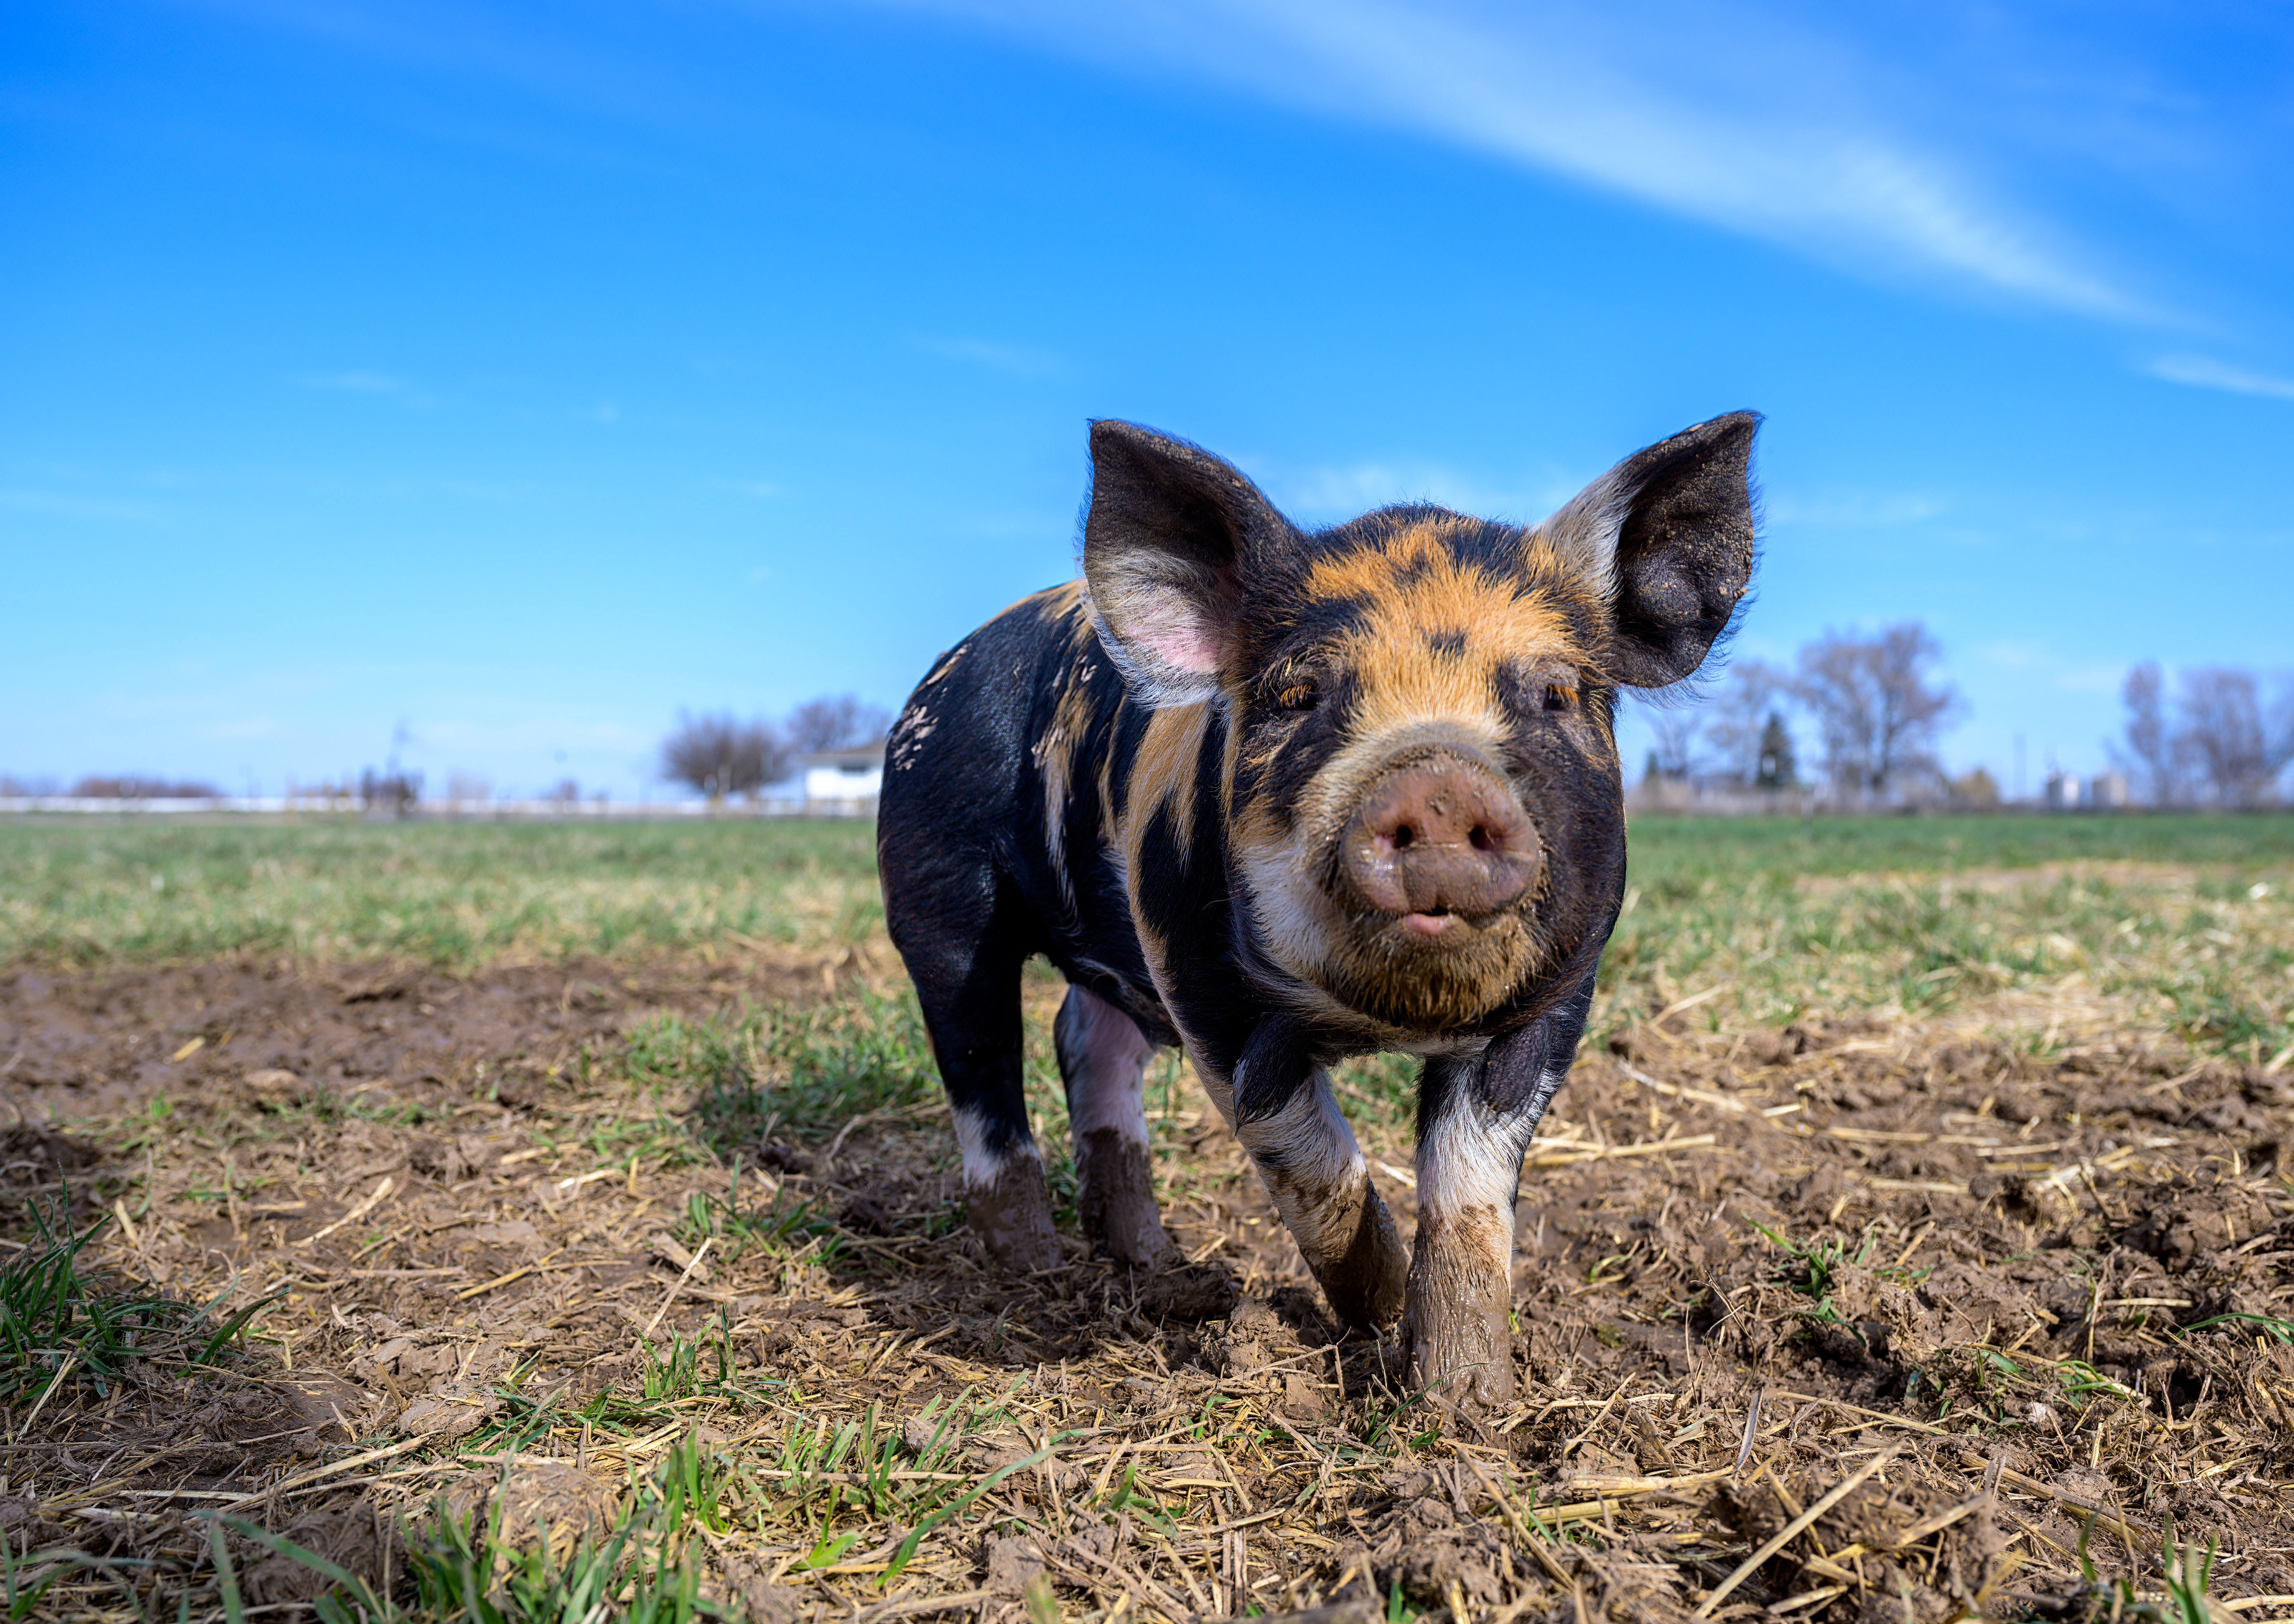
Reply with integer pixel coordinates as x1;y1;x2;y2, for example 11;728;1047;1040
1138;1259;1240;1322
968;1157;1062;1273
1075;1127;1173;1265
1307;1178;1408;1332
1406;1297;1515;1410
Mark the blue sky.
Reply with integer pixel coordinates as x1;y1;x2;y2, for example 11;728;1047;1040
3;0;2290;798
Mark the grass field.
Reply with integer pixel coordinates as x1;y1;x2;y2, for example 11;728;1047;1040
6;811;2287;1061
0;817;884;966
4;812;2294;1623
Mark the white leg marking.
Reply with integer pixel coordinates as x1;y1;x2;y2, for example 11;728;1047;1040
1416;1094;1531;1232
1060;985;1156;1151
1409;1082;1536;1405
952;1103;1029;1190
1236;1073;1368;1257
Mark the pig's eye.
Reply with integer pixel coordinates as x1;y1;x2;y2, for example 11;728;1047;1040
1278;681;1319;712
1543;683;1577;712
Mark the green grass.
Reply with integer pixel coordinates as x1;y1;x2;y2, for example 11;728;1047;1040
213;1424;755;1624
1625;808;2294;882
7;810;2289;1060
219;1388;1075;1624
1605;812;2294;1057
0;818;880;966
641;989;943;1151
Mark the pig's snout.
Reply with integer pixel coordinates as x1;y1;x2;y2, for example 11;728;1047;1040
1339;759;1543;926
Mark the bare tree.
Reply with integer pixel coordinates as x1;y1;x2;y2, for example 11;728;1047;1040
70;775;221;799
1699;660;1786;785
2176;668;2294;808
661;712;786;800
786;694;893;754
2279;674;2294;797
1635;700;1697;782
1792;623;1960;803
2109;662;2179;806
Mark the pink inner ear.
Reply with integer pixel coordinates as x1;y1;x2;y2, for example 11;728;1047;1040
1130;585;1223;674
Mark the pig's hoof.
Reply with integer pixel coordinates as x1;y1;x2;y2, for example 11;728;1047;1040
1406;1300;1516;1411
1312;1181;1408;1331
967;1160;1062;1274
1075;1127;1172;1266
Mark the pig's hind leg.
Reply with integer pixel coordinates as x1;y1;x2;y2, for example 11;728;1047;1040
1055;985;1173;1265
890;872;1062;1274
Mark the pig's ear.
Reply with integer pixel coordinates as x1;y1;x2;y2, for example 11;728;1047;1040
1536;411;1761;689
1082;419;1290;706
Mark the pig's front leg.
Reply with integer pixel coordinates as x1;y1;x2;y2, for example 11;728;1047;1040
1217;1021;1407;1330
1407;978;1594;1408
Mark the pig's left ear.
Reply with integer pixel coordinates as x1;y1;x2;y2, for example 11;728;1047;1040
1081;419;1292;706
1537;411;1761;689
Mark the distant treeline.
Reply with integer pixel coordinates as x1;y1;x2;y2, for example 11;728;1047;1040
660;693;892;800
1636;626;2293;810
0;774;224;799
1635;622;1978;804
2109;662;2294;809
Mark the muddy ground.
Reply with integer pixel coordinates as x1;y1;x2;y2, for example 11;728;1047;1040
5;950;2294;1621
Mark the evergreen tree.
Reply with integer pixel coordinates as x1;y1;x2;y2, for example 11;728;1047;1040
1755;712;1797;789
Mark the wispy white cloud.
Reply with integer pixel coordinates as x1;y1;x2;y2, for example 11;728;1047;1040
917;336;1062;377
0;487;168;524
876;0;2147;320
2148;353;2294;403
1255;457;1577;524
297;370;439;406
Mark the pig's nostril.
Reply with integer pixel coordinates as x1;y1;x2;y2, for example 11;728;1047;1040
1468;825;1492;852
1391;825;1415;850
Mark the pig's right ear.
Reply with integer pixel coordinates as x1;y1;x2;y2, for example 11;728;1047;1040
1081;420;1290;707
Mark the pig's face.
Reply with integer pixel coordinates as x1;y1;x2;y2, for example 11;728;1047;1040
1223;514;1619;1032
1083;415;1758;1038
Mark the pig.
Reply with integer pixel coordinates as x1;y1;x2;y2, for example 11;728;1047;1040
877;412;1758;1406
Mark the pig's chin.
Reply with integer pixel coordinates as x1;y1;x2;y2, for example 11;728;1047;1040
1315;907;1540;1032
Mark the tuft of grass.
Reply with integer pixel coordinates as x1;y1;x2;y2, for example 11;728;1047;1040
672;1164;840;1264
2072;1511;2223;1624
670;991;939;1152
2183;1310;2294;1344
1747;1220;1878;1321
0;1543;111;1622
1;1193;271;1401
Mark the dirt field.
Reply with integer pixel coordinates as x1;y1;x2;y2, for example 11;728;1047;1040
3;819;2292;1622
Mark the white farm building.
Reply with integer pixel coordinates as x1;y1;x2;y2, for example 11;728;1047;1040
790;744;883;816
